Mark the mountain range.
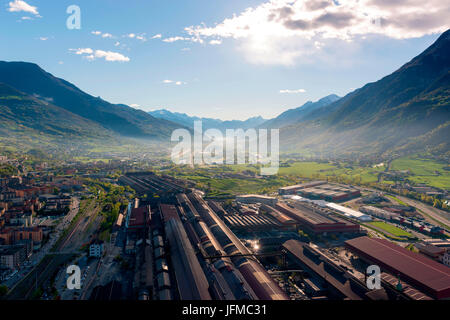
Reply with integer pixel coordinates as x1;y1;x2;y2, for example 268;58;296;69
0;29;449;157
149;109;267;130
276;29;450;157
261;94;340;129
0;61;180;142
0;82;114;147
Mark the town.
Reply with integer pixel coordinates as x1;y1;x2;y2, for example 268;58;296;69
1;1;449;316
0;153;449;301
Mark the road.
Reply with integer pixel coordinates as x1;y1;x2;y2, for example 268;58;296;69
56;199;99;251
79;231;124;300
356;186;450;235
396;195;450;231
54;256;100;300
6;198;103;300
2;198;79;291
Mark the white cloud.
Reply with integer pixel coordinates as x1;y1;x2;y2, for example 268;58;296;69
39;37;48;41
183;0;450;65
314;41;324;49
122;33;147;41
163;36;188;43
69;48;130;62
163;80;187;85
8;0;38;15
279;88;306;94
209;39;222;45
92;50;130;62
70;48;93;55
130;104;141;108
92;31;115;39
114;41;120;47
152;34;162;39
162;36;204;44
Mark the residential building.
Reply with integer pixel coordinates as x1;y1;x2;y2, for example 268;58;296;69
89;241;104;258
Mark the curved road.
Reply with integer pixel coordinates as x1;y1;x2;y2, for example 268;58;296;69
396;195;450;232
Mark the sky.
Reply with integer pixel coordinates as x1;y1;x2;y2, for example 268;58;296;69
1;0;449;120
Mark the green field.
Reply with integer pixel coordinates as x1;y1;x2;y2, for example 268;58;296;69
73;156;111;163
386;195;408;206
368;221;413;238
390;156;450;189
227;161;385;183
167;166;296;198
161;161;385;197
278;161;386;183
160;155;448;198
278;162;337;176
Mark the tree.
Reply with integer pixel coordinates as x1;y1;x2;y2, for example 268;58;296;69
433;199;442;208
0;285;8;297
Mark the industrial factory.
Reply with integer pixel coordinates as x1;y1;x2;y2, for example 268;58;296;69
117;173;450;301
274;202;362;235
278;181;361;202
345;236;450;300
120;173;288;300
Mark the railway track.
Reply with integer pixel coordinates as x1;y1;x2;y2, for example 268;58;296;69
7;200;99;300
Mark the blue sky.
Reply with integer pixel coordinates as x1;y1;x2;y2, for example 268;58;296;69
1;0;448;120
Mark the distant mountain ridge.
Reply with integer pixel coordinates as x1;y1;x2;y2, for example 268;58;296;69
149;109;267;130
0;82;115;148
277;29;450;157
0;29;449;158
261;94;340;129
0;61;180;139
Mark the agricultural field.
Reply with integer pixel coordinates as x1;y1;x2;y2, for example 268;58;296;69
224;161;385;183
161;160;386;197
368;221;414;238
386;195;408;206
161;165;297;198
160;155;448;198
390;156;450;190
73;156;110;163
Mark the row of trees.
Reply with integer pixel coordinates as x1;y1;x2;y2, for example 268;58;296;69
83;179;135;239
0;164;18;177
374;183;449;212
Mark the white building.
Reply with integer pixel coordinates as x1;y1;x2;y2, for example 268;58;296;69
236;195;278;206
89;242;103;258
9;213;33;227
360;206;398;220
326;203;372;222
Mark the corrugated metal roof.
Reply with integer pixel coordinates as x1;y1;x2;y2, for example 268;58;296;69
346;236;450;299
